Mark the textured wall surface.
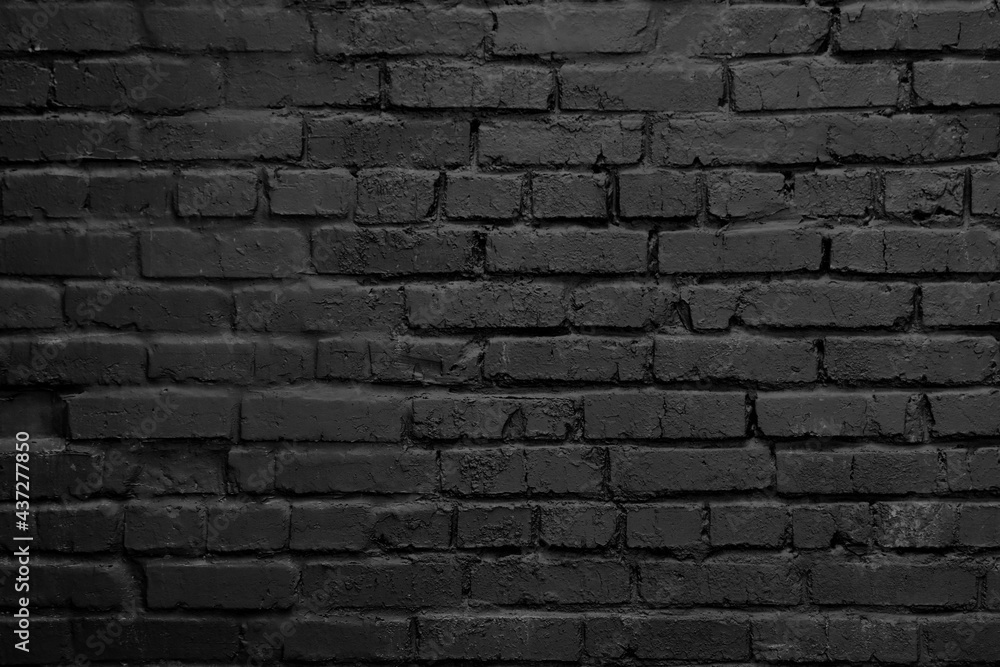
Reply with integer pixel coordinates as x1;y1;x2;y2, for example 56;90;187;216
3;0;1000;664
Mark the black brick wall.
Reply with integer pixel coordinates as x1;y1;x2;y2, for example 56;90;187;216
2;0;1000;664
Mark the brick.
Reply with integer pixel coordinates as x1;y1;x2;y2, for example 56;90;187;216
791;503;871;548
308;115;467;168
373;503;452;549
627;504;703;549
947;448;1000;492
67;387;235;439
268;168;354;216
303;558;461;609
0;228;134;276
732;61;900;110
71;617;239;662
612;447;772;496
589;615;750;661
88;168;172;218
913;62;1000;106
35;501;123;552
242;387;405;441
143;228;307;278
355;169;438;223
960;505;1000;548
924;617;1000;662
923;283;1000;327
140;111;301;160
828;113;998;163
526;447;605;496
407;281;566;329
234;280;403;332
929;391;1000;437
833;228;996;273
641;557;801;606
283;618;412;662
711;504;788;547
206;500;289;552
0;114;137;162
442;448;526;496
681;281;915;330
227;445;274;494
53;57;222;112
276;446;437;494
795;169;873;217
0;449;103;500
778;449;940;495
2;169;88;217
972;167;1000;215
539;503;617;548
485;336;650;381
1;561;130;609
487;228;646;274
829;616;919;663
314;226;477;275
561;63;722;111
457;504;532;548
419;614;582;661
838;4;1000;51
0;282;62;329
885;169;964;217
1;2;140;52
177;169;258;217
290;501;372;551
874;502;957;548
0;619;71;664
149;336;312;385
101;446;224;496
653;115;829;166
66;281;231;331
228;56;378;107
144;5;310;51
618;170;700;218
657;4;830;56
414;396;574;440
446;173;522;219
707;171;788;219
776;451;852;494
145;560;297;609
480;116;642;166
661;228;821;273
0;60;48;107
584;391;746;439
494;5;651;55
812;561;976;607
317;335;479;385
655;335;817;384
4;333;145;385
532;172;607;219
316;7;489;56
124;501;206;554
824;336;998;384
752;614;828;662
471;557;629;605
571;282;673;328
758;391;916;438
390;62;551;109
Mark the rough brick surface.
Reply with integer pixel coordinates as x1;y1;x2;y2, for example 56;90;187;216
2;1;996;664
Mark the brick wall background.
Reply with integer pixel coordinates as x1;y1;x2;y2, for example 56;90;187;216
3;0;1000;664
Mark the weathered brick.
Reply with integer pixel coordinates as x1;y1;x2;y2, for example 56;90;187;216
618;170;700;219
457;504;532;548
308;115;467;168
276;446;437;494
303;558;462;609
795;169;873;217
314;226;478;276
642;557;801;606
655;336;817;384
532;172;607;219
413;396;575;440
268;168;354;216
228;57;378;107
812;561;976;607
884;169;965;217
825;336;998;384
627;504;703;549
487;229;647;274
446;173;523;219
234;280;404;332
660;228;821;273
242;387;406;441
144;5;310;51
923;283;1000;327
612;447;772;496
67;387;236;439
486;336;650;381
706;171;788;219
145;560;297;609
757;391;916;438
732;61;900;110
539;502;618;548
561;63;722;111
480;116;642;166
407;281;566;329
471;557;629;605
418;614;582;661
585;391;747;439
143;228;308;278
494;5;651;55
315;7;489;56
390;62;551;109
838;5;1000;51
657;4;830;56
711;503;788;547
